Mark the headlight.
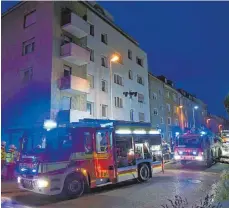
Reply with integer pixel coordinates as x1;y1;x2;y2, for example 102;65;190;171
17;176;21;183
37;179;49;188
196;156;203;161
174;155;181;160
193;151;197;155
179;151;183;155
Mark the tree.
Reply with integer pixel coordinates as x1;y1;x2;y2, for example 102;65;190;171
224;93;229;115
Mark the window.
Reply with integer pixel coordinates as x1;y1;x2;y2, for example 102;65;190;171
84;132;93;154
153;108;158;116
24;10;36;28
114;74;123;86
101;80;107;92
101;33;108;44
173;93;177;102
128;50;132;60
137;75;144;85
168;131;172;139
175;119;179;126
90;24;94;36
89;49;94;62
101;105;108;117
114;97;123;108
87;102;93;115
130;109;134;121
61;96;71;110
167;117;171;125
136;57;143;67
152;92;157;100
64;65;71;77
139;112;145;122
138;93;144;103
166;103;171;112
62;35;72;45
128;70;133;80
87;74;94;88
101;56;108;67
173;106;177;114
159;89;162;96
160;117;164;124
20;67;33;83
160;105;163;110
166;91;170;98
23;38;35;55
96;130;110;153
161;133;164;139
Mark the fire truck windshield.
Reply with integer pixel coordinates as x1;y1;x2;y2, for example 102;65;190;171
178;136;201;148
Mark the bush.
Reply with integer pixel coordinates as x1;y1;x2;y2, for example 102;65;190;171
161;195;222;208
212;170;229;202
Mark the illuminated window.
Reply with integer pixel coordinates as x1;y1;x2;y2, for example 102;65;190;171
96;130;110;153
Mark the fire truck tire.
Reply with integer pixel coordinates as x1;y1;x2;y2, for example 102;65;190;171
61;173;87;199
138;164;150;182
205;152;213;168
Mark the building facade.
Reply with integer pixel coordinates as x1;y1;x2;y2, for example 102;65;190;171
148;73;166;139
2;1;150;130
2;1;150;146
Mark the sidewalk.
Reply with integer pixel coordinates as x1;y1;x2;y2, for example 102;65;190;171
1;180;22;194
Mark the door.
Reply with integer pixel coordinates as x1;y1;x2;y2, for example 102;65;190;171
94;128;115;184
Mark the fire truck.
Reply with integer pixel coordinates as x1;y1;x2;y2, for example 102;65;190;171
219;130;229;159
174;131;218;167
14;119;162;198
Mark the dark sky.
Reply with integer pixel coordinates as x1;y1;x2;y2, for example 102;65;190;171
2;1;229;118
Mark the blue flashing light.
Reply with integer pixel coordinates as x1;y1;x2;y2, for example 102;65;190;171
32;169;36;173
193;151;197;155
200;131;206;135
20;168;26;172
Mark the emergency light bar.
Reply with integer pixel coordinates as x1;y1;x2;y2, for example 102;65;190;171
115;129;160;135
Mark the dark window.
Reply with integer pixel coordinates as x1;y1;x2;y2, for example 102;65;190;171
101;34;108;44
101;56;108;67
137;75;144;85
114;97;123;108
23;38;35;55
101;80;107;92
130;109;134;121
114;74;123;86
84;132;93;154
20;67;33;83
64;65;71;77
136;57;143;67
128;70;133;80
87;102;93;115
24;10;36;28
90;25;94;36
90;49;94;62
128;50;132;60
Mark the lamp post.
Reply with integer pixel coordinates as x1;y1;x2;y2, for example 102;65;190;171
179;105;184;130
109;54;119;119
206;118;211;128
193;106;198;128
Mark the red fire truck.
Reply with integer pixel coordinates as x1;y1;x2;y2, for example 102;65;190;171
15;119;162;198
174;131;217;167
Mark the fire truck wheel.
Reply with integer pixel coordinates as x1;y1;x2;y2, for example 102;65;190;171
62;173;87;199
138;164;150;182
205;152;213;168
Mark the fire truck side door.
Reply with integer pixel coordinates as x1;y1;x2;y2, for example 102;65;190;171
94;129;115;182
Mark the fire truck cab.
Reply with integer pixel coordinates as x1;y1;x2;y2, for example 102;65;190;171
174;131;216;167
16;119;162;198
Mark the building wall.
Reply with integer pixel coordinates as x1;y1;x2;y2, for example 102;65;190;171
2;1;53;129
51;2;88;120
164;85;179;140
85;3;150;122
148;74;166;137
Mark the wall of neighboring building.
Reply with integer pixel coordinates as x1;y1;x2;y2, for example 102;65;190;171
2;1;53;129
148;74;166;137
85;4;150;122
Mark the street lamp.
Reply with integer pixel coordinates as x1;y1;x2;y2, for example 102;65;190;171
193;106;198;128
109;54;120;119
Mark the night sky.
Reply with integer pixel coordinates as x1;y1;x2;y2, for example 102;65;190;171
2;1;229;118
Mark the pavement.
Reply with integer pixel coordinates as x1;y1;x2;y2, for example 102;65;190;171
1;162;229;208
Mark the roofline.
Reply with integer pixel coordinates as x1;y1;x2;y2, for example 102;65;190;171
148;72;165;84
1;1;26;18
1;1;139;47
82;1;139;46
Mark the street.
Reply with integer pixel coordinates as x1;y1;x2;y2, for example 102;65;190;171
2;162;229;208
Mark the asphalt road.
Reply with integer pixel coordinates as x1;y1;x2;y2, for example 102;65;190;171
2;162;229;208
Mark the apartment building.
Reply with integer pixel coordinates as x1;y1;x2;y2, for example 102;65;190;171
2;1;150;139
148;73;166;139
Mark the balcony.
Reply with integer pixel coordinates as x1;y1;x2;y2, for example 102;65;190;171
60;42;90;66
58;75;90;94
57;110;90;123
61;11;89;38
